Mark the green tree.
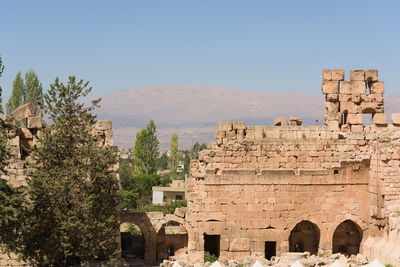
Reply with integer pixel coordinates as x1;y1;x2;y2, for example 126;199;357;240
169;133;179;178
16;77;119;266
0;54;4;110
24;69;43;114
6;72;24;115
157;151;169;170
133;120;159;176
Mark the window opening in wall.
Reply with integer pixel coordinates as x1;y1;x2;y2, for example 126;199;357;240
366;82;371;96
342;112;348;125
175;195;183;200
265;241;276;260
334;170;339;175
204;234;220;258
363;114;372;126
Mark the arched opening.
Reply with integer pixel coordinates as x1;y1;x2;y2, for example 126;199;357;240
289;220;320;254
120;222;145;262
332;220;362;256
156;220;188;262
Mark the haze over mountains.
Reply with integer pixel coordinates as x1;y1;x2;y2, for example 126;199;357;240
95;85;400;149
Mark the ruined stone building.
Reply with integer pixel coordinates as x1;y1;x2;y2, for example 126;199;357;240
185;69;400;265
2;70;400;266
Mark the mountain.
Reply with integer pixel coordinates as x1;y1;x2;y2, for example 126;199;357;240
95;85;400;149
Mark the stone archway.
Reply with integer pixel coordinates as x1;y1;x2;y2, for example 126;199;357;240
289;220;320;254
156;220;188;262
120;222;145;260
332;220;362;256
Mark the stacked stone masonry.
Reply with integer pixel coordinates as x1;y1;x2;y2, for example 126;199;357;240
187;70;400;265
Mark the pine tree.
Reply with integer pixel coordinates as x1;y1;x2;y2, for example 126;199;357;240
24;69;43;114
6;72;25;115
169;133;179;178
133;120;159;176
17;77;119;266
0;56;24;255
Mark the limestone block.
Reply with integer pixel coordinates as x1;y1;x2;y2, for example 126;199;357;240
229;238;250;252
226;130;236;139
322;69;344;81
322;81;339;94
351;124;364;133
8;136;20;146
218;121;232;132
96;120;112;130
350;69;365;81
365;69;378;81
368;81;384;94
326;94;338;102
340;102;359;113
326;102;339;113
391;113;400;125
27;116;42;129
20;128;33;139
339;94;351;102
11;102;36;122
339;81;366;94
254;126;264;139
351;94;361;104
361;102;381;113
232;121;245;130
274;117;286;126
372;113;387;126
347;114;363;125
214;131;225;139
289;117;302;126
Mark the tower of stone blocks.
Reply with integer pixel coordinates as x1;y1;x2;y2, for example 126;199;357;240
322;69;386;132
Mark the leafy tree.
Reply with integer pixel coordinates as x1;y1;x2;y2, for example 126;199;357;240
157;151;169;170
183;142;207;175
16;77;119;266
6;72;24;115
133;120;159;176
169;133;179;178
0;54;4;109
24;69;43;114
119;158;135;191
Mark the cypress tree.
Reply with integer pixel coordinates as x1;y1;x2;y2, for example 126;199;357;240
169;133;179;178
133;120;159;176
17;77;119;266
6;72;25;115
24;69;43;114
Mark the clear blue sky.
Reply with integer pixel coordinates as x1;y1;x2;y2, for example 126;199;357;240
1;0;400;102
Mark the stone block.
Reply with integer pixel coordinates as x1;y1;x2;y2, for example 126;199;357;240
340;102;359;114
218;121;232;132
322;81;339;94
372;113;387;126
365;69;378;81
289;117;302;126
20;128;33;139
347;114;363;125
391;113;400;125
229;238;250;252
368;81;384;94
174;207;187;218
96;120;112;130
351;125;364;133
232;121;246;130
326;102;339;113
326;94;338;102
214;131;225;139
350;69;365;81
339;81;366;94
11;102;36;122
274;117;287;126
27;116;42;129
322;69;344;81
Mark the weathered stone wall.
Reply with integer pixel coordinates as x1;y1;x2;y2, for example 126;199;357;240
186;69;400;263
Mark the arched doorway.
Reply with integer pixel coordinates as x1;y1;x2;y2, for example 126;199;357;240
332;220;362;256
289;220;320;254
120;222;145;261
156;220;188;262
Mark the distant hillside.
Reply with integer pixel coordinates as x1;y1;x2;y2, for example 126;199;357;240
95;85;400;149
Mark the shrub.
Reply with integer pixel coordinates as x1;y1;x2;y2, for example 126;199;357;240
204;252;218;263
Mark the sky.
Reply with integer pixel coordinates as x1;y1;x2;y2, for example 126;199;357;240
1;0;400;102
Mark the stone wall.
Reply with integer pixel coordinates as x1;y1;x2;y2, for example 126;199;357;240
186;69;400;264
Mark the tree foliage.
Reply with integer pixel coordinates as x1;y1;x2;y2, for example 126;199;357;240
6;72;24;115
24;69;43;113
0;54;4;110
16;77;119;266
133;120;159;176
169;133;179;178
6;69;43;115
